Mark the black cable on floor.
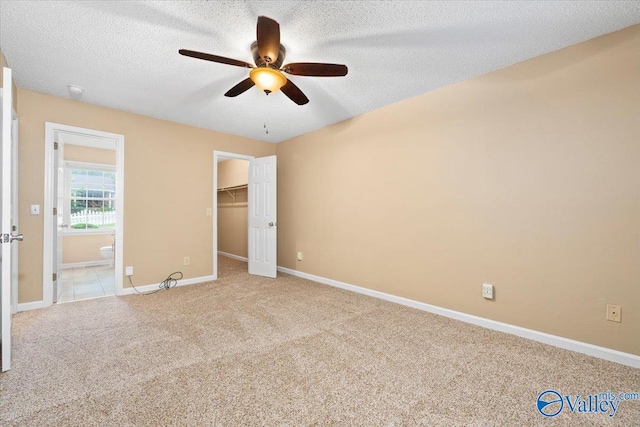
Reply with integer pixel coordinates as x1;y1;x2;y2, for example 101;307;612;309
128;271;183;295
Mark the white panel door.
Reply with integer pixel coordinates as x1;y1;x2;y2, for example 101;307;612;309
248;155;277;278
1;67;20;372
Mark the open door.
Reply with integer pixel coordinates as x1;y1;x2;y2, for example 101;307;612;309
52;137;64;302
1;67;21;372
248;155;277;278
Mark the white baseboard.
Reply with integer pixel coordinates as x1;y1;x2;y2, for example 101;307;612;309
63;260;110;269
17;300;47;312
16;275;216;308
120;274;217;295
277;266;640;369
218;251;248;262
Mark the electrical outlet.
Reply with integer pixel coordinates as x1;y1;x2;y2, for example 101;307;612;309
297;251;303;261
606;304;621;323
184;256;190;266
125;266;134;276
482;283;494;299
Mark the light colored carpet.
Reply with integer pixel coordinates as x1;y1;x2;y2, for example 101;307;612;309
1;256;638;426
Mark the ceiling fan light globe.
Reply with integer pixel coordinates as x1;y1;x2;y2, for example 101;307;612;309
250;67;287;94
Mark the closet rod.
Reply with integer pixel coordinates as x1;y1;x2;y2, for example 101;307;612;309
217;184;247;204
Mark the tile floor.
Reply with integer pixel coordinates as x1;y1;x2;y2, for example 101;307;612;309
58;265;115;303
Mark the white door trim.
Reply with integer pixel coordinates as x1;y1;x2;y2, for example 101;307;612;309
212;151;254;280
43;123;125;306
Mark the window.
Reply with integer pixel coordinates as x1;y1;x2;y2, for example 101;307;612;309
65;162;116;232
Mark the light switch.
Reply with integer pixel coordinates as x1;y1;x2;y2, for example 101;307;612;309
30;204;40;215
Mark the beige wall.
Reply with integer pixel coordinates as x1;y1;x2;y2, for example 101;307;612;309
64;144;116;165
276;25;640;355
218;186;248;258
61;144;116;263
218;159;249;189
18;89;274;302
63;234;114;264
218;159;249;258
0;48;7;83
217;159;249;257
0;47;18;111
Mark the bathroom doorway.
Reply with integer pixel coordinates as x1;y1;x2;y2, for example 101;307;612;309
57;136;116;302
60;151;116;301
43;123;124;306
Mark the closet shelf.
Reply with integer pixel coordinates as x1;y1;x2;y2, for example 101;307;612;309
217;184;248;192
218;202;248;208
217;184;248;204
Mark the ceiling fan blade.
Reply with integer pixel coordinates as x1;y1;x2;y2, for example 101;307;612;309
179;49;253;69
224;78;255;97
280;79;309;105
282;62;348;77
256;16;280;64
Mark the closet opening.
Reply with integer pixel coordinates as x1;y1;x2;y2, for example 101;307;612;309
213;152;253;278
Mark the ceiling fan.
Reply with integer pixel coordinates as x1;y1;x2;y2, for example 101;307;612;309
179;16;348;105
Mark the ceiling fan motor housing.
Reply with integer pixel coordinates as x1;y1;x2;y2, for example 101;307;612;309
251;41;286;69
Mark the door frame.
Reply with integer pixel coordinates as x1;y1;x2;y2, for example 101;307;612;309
43;123;125;306
212;151;254;279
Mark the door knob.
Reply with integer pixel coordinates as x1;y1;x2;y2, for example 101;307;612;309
269;222;277;227
10;233;23;242
61;224;69;228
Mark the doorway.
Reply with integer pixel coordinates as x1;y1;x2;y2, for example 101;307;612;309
57;141;117;302
213;151;278;279
217;157;249;265
213;151;253;279
43;123;124;306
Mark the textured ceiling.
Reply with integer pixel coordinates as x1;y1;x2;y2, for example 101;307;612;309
1;1;639;143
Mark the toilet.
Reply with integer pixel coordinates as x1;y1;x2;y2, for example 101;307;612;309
100;245;114;267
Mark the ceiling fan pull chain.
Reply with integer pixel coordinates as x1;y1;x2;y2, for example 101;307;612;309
264;102;270;134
